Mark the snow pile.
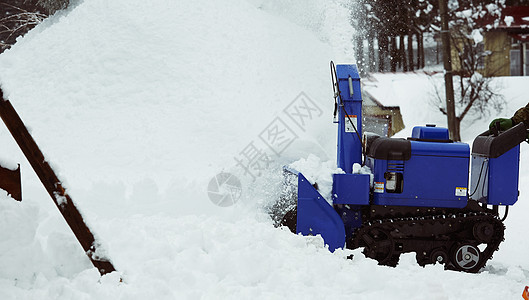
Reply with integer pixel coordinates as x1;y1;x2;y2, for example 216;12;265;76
289;154;344;202
0;0;353;215
505;15;514;26
353;162;374;187
471;29;484;44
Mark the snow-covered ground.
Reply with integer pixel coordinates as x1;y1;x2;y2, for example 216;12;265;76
0;0;528;299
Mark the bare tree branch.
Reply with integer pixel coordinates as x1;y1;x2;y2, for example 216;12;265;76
0;1;52;52
432;9;506;140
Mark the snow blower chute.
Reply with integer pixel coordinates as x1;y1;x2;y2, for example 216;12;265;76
280;62;527;273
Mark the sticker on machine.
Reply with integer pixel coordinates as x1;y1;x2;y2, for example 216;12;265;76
345;115;358;133
455;187;467;197
374;182;385;193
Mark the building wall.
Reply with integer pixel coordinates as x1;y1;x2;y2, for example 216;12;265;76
448;34;463;75
483;31;511;76
449;31;512;77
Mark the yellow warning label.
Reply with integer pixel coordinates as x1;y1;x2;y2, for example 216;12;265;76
374;182;384;194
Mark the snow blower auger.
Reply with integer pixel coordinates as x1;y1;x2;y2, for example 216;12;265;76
279;62;527;273
0;87;116;276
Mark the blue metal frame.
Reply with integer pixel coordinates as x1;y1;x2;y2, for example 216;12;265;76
296;173;345;251
487;145;520;205
336;64;362;173
332;173;370;205
368;138;470;208
411;126;450;140
295;64;364;251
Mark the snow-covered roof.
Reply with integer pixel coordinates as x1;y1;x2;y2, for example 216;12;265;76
481;6;529;33
362;71;442;108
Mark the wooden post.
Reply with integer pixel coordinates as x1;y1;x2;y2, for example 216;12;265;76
0;88;116;275
439;0;458;141
0;164;21;201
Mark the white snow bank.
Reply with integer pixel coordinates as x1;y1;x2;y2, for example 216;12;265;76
4;206;529;299
505;16;514;26
0;0;353;215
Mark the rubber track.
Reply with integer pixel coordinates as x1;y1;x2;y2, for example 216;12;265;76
350;211;505;272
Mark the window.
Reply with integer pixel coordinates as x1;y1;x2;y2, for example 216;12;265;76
477;43;485;69
525;48;529;76
511;49;521;76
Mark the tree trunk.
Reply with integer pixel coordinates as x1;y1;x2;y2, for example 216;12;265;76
368;33;375;72
390;36;397;72
406;7;414;71
407;34;414;71
454;117;461;142
355;34;364;74
416;32;420;68
416;32;422;69
400;35;408;71
439;0;458;141
378;33;387;72
397;36;401;69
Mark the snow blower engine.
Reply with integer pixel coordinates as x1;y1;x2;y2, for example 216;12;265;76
280;62;527;273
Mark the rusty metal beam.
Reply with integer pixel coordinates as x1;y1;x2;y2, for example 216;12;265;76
0;88;116;275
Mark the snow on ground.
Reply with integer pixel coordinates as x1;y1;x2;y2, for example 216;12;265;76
0;0;528;299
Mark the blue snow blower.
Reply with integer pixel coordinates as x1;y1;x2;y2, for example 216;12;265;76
280;62;527;273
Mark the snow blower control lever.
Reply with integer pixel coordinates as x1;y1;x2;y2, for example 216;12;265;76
280;62;526;273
